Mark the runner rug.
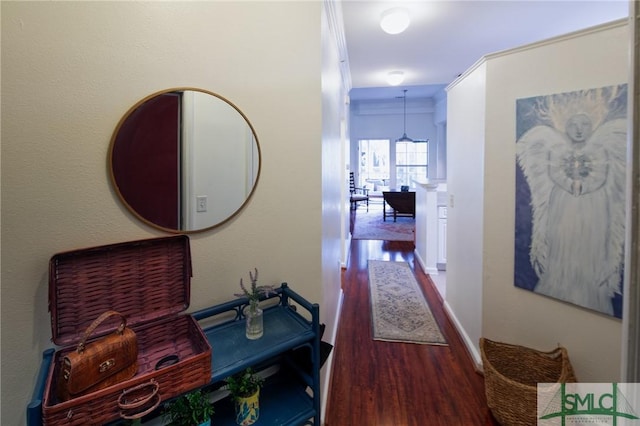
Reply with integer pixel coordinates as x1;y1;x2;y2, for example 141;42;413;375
352;209;414;241
368;260;447;345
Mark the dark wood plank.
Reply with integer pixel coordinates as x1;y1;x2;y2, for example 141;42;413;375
325;213;499;425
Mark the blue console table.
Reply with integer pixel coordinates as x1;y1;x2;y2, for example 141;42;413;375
27;283;321;426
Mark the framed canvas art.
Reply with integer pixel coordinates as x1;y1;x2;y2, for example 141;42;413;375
514;84;627;318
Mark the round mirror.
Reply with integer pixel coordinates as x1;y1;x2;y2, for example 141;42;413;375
108;88;261;233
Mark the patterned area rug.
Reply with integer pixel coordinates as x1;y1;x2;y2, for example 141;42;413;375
368;260;447;345
352;208;414;241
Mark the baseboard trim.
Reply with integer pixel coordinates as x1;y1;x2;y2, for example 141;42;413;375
341;235;352;269
413;249;439;275
442;300;483;372
320;287;344;425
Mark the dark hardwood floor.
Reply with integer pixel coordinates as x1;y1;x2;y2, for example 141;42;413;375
324;208;499;426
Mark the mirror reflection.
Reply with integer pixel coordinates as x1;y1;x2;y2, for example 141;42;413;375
109;88;261;233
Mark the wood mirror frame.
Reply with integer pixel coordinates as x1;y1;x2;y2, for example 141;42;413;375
108;88;261;233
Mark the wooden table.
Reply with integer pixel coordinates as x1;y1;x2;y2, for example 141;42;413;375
383;191;416;222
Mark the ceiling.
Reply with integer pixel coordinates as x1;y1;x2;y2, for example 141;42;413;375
342;1;630;101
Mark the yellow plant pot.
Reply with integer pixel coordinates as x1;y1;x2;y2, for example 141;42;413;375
234;388;260;425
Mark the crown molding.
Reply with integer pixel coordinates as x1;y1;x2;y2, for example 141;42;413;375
324;0;352;92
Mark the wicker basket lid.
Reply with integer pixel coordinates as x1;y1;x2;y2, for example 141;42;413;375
48;235;192;346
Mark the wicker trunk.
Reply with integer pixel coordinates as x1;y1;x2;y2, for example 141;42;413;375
42;236;212;425
480;338;577;426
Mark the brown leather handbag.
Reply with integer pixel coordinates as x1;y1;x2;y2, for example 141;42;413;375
57;310;138;401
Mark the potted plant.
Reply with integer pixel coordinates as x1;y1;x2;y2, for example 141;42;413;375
235;268;274;339
162;389;214;426
226;367;264;426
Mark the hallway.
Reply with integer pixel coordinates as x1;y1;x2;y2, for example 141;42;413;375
324;237;498;425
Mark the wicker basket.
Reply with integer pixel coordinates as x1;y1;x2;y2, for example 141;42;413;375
42;236;212;425
480;338;577;426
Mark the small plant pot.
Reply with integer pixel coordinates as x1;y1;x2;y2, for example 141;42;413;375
244;306;263;340
198;420;211;426
234;388;260;425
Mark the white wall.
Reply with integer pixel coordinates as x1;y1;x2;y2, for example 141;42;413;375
1;2;328;424
188;91;256;228
320;0;350;419
433;90;448;181
447;20;628;380
445;63;488;366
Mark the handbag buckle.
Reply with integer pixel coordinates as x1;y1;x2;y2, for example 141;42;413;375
99;358;116;373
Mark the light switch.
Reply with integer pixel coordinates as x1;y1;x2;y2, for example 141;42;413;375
196;196;207;212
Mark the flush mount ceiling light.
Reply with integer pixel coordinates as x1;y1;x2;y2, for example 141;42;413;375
380;7;410;35
396;89;413;142
386;71;405;86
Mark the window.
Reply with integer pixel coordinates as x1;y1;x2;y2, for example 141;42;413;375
395;141;427;188
358;139;390;189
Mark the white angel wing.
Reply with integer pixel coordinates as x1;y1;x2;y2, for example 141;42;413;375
588;118;627;294
516;125;568;276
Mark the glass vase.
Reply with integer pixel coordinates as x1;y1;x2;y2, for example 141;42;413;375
244;306;263;340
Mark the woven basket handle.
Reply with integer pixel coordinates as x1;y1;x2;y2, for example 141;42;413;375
118;380;160;419
76;310;126;353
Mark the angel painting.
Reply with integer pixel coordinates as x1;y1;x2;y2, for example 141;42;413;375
514;85;627;318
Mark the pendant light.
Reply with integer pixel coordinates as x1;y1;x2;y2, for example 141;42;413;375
396;89;413;142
